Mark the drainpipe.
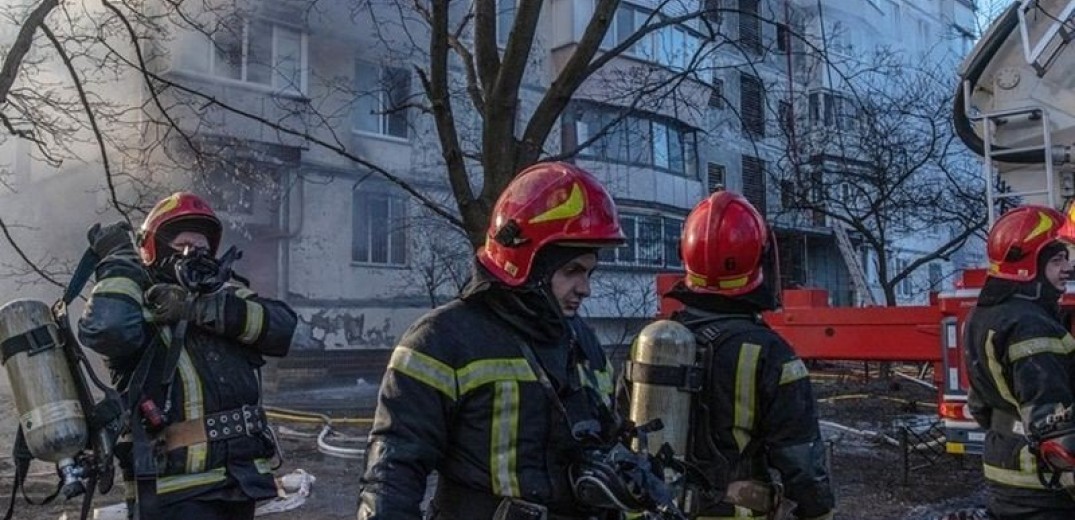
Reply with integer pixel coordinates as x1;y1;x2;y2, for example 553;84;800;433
277;170;305;301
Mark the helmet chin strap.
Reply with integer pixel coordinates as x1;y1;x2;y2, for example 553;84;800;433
531;277;572;331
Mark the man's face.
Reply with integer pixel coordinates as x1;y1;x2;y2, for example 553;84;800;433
167;231;211;255
1044;248;1073;292
549;252;597;317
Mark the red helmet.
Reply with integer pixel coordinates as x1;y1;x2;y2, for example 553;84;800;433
680;191;769;296
987;205;1074;281
138;192;222;265
477;162;626;286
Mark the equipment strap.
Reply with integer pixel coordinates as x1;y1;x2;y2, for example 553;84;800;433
2;427;61;520
64;248;100;306
127;331;163;520
0;324;56;363
624;360;704;392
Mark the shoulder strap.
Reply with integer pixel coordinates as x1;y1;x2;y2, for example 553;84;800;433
691;314;761;348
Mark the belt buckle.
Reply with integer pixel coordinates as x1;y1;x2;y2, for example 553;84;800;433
240;405;263;436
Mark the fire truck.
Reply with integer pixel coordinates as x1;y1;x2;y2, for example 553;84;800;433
657;0;1075;457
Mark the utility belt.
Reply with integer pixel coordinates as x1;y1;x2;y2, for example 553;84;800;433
160;405;268;452
431;478;599;520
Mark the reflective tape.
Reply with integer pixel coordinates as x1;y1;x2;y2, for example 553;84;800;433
388;347;457;400
93;277;143;303
238;300;266;344
733;343;762;452
490;381;521;497
1009;335;1075;362
456;358;535;396
985;330;1019;409
176;346;207;474
156;467;227;495
779;359;809;385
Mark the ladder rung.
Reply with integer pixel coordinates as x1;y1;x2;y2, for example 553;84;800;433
989;190;1049;197
979;106;1043;120
991;145;1047;157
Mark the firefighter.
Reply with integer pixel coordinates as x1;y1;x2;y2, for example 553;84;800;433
964;205;1075;519
78;192;297;520
655;191;834;519
357;162;629;520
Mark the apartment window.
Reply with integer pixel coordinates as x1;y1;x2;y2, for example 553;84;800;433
663;217;683;268
778;100;793;132
741;155;767;215
738;0;761;53
740;73;765;137
707;162;726;193
602;4;656;58
808;90;857;131
601;214;686;267
352;189;407;265
496;0;517;45
780;180;796;209
709;77;724;108
598;4;699;67
776;23;790;53
897;258;912;296
178;16;305;92
569;103;697;177
354;62;411;139
839;182;853;203
928;263;943;291
703;0;722;24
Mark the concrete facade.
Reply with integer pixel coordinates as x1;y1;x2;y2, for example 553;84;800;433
0;0;982;355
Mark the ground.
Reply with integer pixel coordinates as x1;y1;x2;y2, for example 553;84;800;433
0;364;988;520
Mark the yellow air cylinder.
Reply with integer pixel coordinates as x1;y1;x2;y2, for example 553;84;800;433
628;319;697;457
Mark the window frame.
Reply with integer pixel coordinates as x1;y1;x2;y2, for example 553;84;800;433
568;102;697;177
351;188;409;267
740;73;765;138
176;16;307;95
600;213;685;268
353;61;412;140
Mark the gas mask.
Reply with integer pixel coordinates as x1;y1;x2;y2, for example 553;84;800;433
156;245;241;294
568;419;687;520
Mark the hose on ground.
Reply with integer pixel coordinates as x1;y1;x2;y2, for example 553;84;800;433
266;406;369;459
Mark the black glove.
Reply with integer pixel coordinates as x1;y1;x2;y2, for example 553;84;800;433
87;221;134;258
145;283;229;334
144;283;191;324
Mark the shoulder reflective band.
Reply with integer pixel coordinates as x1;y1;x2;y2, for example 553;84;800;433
389;346;457;400
779;359;809;385
1009;335;1075;362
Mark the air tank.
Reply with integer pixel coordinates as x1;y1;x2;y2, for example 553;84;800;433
0;299;87;462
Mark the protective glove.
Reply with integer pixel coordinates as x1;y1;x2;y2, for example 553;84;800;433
145;283;229;334
144;283;192;324
87;221;134;258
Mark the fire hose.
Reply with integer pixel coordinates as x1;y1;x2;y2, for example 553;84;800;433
264;406;371;459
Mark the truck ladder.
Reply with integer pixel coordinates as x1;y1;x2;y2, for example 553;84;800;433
833;222;876;307
1017;0;1075;77
976;102;1057;226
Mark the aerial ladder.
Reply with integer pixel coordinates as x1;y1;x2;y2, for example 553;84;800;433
955;0;1075;223
833;222;876;307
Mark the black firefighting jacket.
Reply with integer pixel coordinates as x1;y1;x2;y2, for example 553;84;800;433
964;279;1075;510
77;243;296;505
356;293;617;520
674;307;834;520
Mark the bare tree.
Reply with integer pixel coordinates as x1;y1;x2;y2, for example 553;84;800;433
0;0;843;293
771;51;986;305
